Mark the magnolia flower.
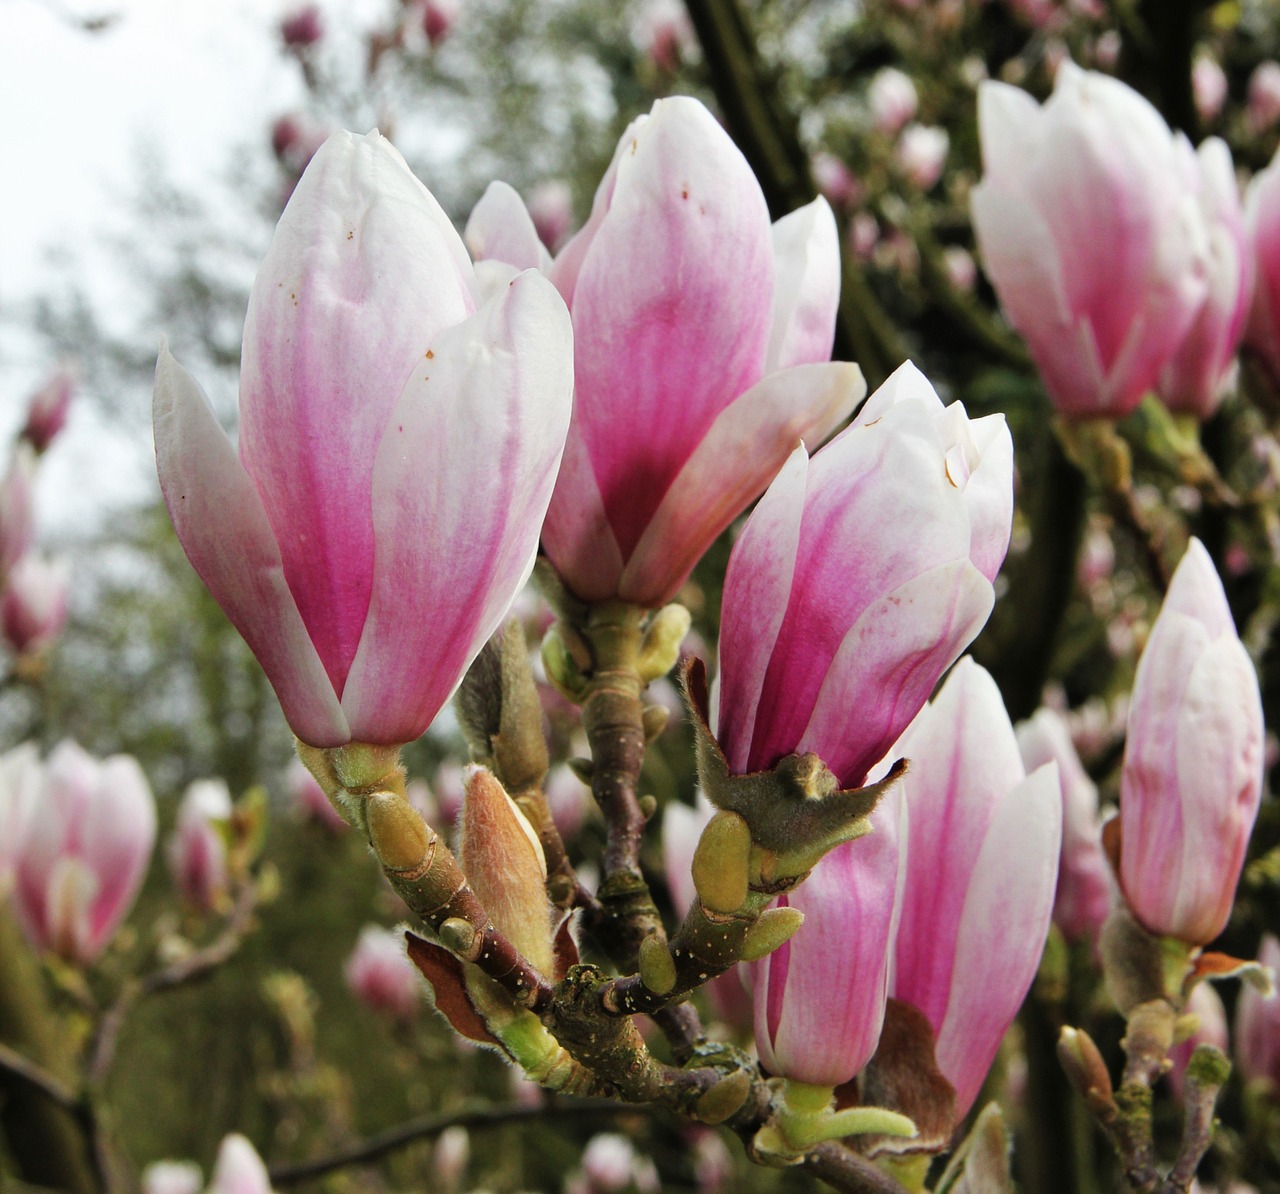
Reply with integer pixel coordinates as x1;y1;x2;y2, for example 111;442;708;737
0;743;41;895
2;553;71;656
1244;146;1280;384
1017;707;1113;943
154;130;573;749
1193;56;1229;124
21;365;76;451
0;443;36;578
166;779;232;912
12;740;156;965
207;1135;273;1194
972;65;1210;418
467;96;861;607
868;67;919;135
889;660;1061;1119
896;124;950;190
716;361;1012;789
345;924;421;1019
1118;539;1263;945
1249;62;1280;133
752;793;906;1086
1157;138;1250;419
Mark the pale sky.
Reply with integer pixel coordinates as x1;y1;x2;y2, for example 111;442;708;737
0;0;358;537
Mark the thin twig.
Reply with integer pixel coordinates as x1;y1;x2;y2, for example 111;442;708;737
267;1098;626;1185
0;1041;78;1109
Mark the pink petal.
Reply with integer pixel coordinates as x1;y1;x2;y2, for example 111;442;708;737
465;180;553;272
341;270;573;744
153;347;350;747
617;362;863;606
716;445;810;774
239;130;477;692
765;197;841;372
934;762;1061;1118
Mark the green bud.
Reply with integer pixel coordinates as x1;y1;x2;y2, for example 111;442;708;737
696;1070;751;1124
641;704;670;742
541;624;590;702
692;810;752;914
637;603;691;682
439;916;479;958
366;791;432;873
740;906;805;962
638;935;676;995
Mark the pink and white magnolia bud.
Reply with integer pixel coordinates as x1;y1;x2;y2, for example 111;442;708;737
344;924;420;1019
1119;539;1263;946
207;1135;272;1194
632;0;696;73
943;245;977;293
270;114;329;174
12;740;156;965
717;362;1012;789
154;131;573;749
890;660;1062;1119
527;179;574;252
811;152;860;212
895;123;950;189
285;758;347;831
1157;138;1250;419
0;743;41;895
165;779;232;912
422;0;460;46
1093;30;1122;71
0;444;36;578
868;67;919;135
579;1133;660;1194
468;96;860;607
1193;56;1229;125
1234;934;1280;1089
140;1161;202;1194
753;793;906;1086
1168;981;1228;1101
971;65;1211;418
849;211;879;259
458;766;553;975
431;1125;470;1189
2;553;70;656
279;5;324;48
1017;708;1113;944
1249;62;1280;133
1244;146;1280;385
21;366;76;452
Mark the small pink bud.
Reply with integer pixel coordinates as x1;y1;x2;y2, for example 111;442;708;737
848;211;879;258
207;1135;272;1194
1017;708;1114;944
901;121;952;188
0;743;41;894
21;365;76;451
810;152;861;211
140;1161;202;1194
269;114;328;173
580;1133;657;1194
431;1125;469;1189
12;740;156;965
527;179;575;252
1093;30;1122;71
1244;146;1280;385
632;0;696;73
868;67;919;135
0;444;37;578
344;924;420;1019
1193;56;1229;124
285;758;347;832
942;245;977;292
279;5;324;48
717;363;1012;790
1119;539;1264;946
691;1128;734;1192
165;779;232;912
1234;934;1280;1089
972;66;1213;418
890;660;1062;1119
422;0;460;46
2;553;70;656
1249;61;1280;133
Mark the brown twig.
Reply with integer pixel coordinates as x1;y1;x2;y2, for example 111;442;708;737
0;1041;78;1109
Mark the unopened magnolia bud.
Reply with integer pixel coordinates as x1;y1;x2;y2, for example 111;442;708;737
439;916;479;958
1057;1026;1114;1105
638;934;676;994
637;603;691;681
459;767;554;975
637;794;658;821
695;1070;752;1124
740;905;805;962
691;810;751;914
641;704;670;742
367;792;432;873
541;623;590;701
